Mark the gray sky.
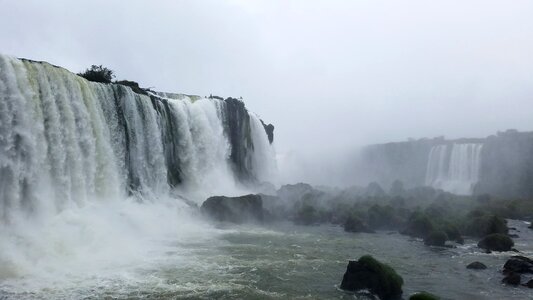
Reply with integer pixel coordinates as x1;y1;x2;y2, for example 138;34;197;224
1;0;533;183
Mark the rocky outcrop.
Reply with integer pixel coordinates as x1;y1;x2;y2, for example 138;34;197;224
401;212;433;239
466;262;487;270
409;292;440;300
340;255;403;300
423;231;447;247
201;194;263;223
503;256;533;274
344;216;374;233
260;119;274;144
477;233;514;252
355;130;533;198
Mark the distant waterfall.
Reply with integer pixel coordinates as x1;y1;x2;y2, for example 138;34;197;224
425;143;483;195
0;55;276;221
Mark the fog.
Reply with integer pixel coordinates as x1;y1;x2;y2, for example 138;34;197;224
1;0;533;185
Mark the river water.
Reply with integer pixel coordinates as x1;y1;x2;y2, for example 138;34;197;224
1;215;532;299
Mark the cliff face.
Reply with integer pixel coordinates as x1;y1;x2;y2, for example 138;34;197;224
357;130;533;198
475;131;533;198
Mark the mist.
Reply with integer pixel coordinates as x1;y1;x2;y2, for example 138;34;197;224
1;0;533;186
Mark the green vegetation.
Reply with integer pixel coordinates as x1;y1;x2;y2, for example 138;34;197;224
340;255;403;300
77;65;114;83
402;211;434;239
271;181;533;250
463;212;508;237
358;255;404;298
477;233;514;252
424;231;448;247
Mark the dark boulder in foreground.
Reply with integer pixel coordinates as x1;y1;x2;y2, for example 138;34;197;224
344;216;374;233
409;291;440;300
477;233;514;252
201;194;263;223
503;256;533;274
340;255;403;300
466;262;487;270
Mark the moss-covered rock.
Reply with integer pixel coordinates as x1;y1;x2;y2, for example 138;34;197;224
464;213;508;237
401;211;434;239
423;231;448;247
344;215;374;233
466;261;487;270
340;255;403;300
439;222;464;244
477;233;514;252
409;291;440;300
294;204;319;225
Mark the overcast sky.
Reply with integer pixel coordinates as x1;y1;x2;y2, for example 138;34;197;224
1;0;533;183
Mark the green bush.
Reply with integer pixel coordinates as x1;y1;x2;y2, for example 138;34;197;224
477;233;514;252
464;214;508;237
424;231;448;247
402;211;434;238
77;65;114;83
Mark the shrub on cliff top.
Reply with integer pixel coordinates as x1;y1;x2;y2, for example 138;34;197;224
78;65;114;83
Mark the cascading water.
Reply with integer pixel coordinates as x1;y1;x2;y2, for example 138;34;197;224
425;143;483;195
0;54;276;293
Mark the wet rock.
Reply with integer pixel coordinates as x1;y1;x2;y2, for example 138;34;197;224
401;212;434;239
260;119;274;144
423;231;447;247
477;233;514;252
201;194;263;223
502;272;521;285
340;255;403;300
466;262;487;270
409;291;440;300
503;256;533;274
524;279;533;288
508;233;519;238
344;216;374;233
464;213;508;237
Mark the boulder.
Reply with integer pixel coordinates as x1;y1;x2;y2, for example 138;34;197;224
409;291;440;300
525;279;533;288
423;231;447;247
477;233;514;252
340;255;403;300
201;194;263;223
466;262;487;270
464;213;508;237
502;272;521;285
344;216;374;233
503;256;533;274
401;212;434;239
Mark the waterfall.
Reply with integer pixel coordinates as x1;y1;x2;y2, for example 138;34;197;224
425;143;483;195
0;54;277;221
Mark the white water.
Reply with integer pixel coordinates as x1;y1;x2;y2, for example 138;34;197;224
0;55;276;295
425;143;483;195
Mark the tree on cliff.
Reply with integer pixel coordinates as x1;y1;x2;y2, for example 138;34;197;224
77;65;115;83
